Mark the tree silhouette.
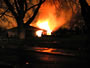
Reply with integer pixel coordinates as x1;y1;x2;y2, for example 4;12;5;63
0;0;45;39
79;0;90;53
79;0;90;33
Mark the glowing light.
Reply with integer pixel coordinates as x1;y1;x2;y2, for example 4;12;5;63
30;0;73;35
41;48;56;53
26;62;29;64
36;20;52;35
36;30;43;37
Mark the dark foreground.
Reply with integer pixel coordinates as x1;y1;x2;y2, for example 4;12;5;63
0;47;88;68
0;35;89;68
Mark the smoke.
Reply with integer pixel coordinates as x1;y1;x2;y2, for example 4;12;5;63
31;0;72;32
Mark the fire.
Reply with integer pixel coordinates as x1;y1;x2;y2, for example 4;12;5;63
36;20;52;36
30;0;72;37
36;30;43;37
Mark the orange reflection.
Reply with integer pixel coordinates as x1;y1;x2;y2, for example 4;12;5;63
32;47;75;56
41;48;56;53
33;47;58;54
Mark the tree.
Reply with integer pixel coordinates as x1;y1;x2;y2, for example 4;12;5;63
54;0;89;29
79;0;90;33
59;0;90;53
0;0;45;39
0;1;46;68
79;0;90;55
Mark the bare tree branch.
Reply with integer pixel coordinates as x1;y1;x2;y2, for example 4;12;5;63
25;0;45;26
14;0;20;14
4;0;17;18
25;3;39;13
4;14;14;18
18;0;24;13
0;9;8;18
25;0;27;11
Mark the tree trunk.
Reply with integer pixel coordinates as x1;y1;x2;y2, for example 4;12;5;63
18;26;25;40
17;19;26;40
79;0;90;59
79;0;90;33
15;19;26;68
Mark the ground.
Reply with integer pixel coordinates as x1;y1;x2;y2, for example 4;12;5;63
0;34;89;68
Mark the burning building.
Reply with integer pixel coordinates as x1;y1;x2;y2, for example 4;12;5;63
30;0;73;37
0;0;85;38
7;26;48;38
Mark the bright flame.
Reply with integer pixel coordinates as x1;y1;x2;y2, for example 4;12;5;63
36;20;52;35
36;30;43;37
30;0;72;36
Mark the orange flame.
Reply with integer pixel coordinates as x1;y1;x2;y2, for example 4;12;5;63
30;0;72;36
36;20;52;35
36;30;43;37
